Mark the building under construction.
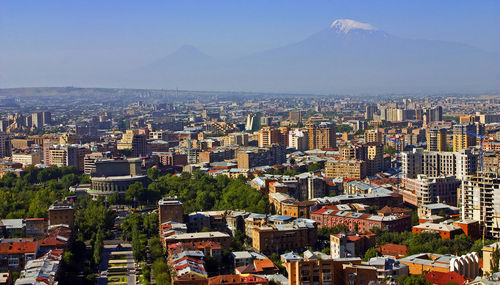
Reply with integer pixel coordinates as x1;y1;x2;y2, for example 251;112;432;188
461;171;500;239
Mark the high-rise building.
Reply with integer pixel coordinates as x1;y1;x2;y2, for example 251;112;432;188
31;112;43;129
365;105;377;120
288;129;309;151
452;124;476;152
461;172;500;239
428;106;443;122
117;129;149;157
158;196;184;225
245;113;262;132
257;126;288;148
401;148;478;180
46;145;90;172
42;111;52;125
289;110;302;124
0;133;12;158
402;175;461;206
365;129;383;144
365;143;384;175
236;145;286;169
325;159;367;179
285;253;364;285
426;128;447;152
309;122;336;150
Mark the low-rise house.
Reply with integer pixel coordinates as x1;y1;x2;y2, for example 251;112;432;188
163;232;230;249
208;274;268;285
235;258;279;275
311;207;411;233
15;250;62;285
424;271;468;285
366;256;409;281
376;244;408;258
0;241;39;272
330;233;376;259
399;252;479;279
251;219;317;254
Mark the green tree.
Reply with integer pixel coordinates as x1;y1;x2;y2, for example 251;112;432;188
126;181;145;205
147;167;162;180
384;145;397;155
491;246;500;273
363;247;378;261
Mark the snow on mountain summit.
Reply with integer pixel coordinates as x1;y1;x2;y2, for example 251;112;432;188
329;19;378;33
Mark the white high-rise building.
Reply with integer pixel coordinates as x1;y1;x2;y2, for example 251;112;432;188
401;148;478;180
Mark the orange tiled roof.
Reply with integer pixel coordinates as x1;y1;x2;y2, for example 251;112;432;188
0;241;38;255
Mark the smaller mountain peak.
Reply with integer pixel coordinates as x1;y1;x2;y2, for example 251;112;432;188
329;19;378;33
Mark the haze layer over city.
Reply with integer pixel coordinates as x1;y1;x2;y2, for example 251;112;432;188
0;1;499;285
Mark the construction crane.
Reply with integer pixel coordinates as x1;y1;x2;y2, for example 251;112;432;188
465;131;486;172
385;136;402;192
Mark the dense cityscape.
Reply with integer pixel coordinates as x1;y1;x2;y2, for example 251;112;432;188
0;88;498;285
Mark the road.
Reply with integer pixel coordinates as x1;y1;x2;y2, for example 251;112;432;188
96;242;136;285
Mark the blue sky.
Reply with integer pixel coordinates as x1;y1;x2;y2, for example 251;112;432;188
1;0;499;89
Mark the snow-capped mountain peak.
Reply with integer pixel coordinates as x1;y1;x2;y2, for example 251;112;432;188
329;19;378;33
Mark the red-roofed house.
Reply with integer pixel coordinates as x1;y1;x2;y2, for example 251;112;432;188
424;271;468;285
377;243;408;258
235;258;279;275
0;241;39;271
208;274;268;285
172;272;208;285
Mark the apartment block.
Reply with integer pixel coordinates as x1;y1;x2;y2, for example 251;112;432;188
310;208;411;233
285;251;362;285
325;159;367;179
401;175;461;207
251;219;317;254
452;124;476;152
461;172;500;239
330;233;375;259
236;145;286;169
427;128;447;152
309;122;336;150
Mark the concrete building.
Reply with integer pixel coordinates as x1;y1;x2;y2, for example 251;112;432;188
330;233;376;259
367;256;409;281
325;159;367;179
461;172;500;239
309;122;336;150
401;175;461;207
427;128;447;152
0;134;12;158
482;241;500;275
289;110;302;124
163;232;230;249
311;208;411;233
284;251;362;285
45;145;90;172
159;196;184;225
236;146;286;169
401;147;478;180
11;152;41;167
365;129;383;144
288;129;309;151
452;124;476;152
399;252;480;279
117;129;149;157
251;219;317;254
